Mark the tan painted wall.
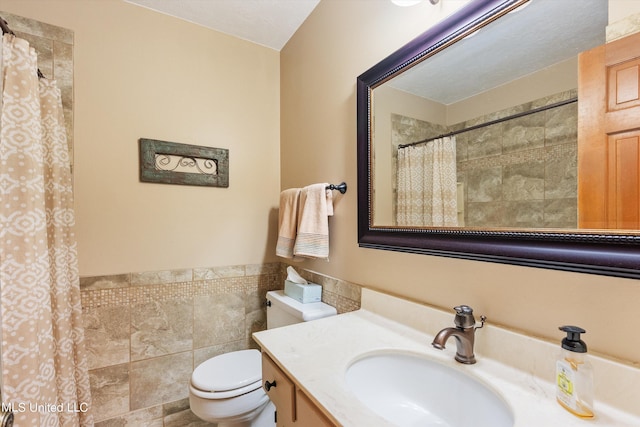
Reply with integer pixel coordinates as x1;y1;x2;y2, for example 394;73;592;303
1;0;281;276
4;0;639;363
281;0;640;363
446;57;578;124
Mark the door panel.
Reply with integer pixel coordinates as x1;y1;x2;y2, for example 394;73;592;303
608;132;640;228
578;31;640;229
608;59;640;109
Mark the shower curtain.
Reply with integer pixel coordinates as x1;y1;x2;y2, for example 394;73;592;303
0;34;93;426
396;136;458;227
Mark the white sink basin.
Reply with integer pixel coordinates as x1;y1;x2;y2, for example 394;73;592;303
345;352;514;427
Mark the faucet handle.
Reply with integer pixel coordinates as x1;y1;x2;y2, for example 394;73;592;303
453;305;487;329
453;305;476;328
454;305;473;315
476;315;487;329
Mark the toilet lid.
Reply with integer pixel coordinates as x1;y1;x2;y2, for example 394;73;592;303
192;349;262;392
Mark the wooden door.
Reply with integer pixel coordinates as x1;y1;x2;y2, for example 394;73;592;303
578;31;640;229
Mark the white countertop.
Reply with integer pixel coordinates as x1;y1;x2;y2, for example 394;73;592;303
253;289;640;427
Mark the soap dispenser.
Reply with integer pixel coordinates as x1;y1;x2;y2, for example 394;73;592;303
556;326;594;418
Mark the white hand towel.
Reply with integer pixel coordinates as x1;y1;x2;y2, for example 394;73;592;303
293;183;333;259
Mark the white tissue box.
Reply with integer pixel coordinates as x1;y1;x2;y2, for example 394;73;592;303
284;280;322;303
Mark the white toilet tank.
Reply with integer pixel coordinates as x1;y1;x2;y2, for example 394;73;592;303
266;290;336;329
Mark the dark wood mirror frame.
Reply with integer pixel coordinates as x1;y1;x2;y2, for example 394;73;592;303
357;0;640;279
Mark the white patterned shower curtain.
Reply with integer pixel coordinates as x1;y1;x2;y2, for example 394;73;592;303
0;34;93;426
396;136;458;227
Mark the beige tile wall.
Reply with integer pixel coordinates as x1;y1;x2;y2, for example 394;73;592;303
284;265;362;314
80;263;361;426
457;90;578;228
391;90;578;228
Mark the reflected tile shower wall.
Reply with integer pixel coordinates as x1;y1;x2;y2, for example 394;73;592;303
392;90;578;228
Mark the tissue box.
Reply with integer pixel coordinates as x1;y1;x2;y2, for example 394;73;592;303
284;280;322;303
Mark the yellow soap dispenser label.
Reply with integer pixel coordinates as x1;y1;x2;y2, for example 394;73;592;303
556;360;576;409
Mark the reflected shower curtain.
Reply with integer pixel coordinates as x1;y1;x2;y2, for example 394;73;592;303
396;136;458;227
0;35;93;426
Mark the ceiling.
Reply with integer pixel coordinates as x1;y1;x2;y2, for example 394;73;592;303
389;0;608;104
124;0;609;102
124;0;321;51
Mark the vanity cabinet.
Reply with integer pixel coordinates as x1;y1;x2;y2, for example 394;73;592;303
296;388;334;426
262;353;336;427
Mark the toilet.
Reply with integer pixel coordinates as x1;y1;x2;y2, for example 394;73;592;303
189;290;337;427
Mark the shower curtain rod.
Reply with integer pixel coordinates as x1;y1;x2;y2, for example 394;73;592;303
398;96;578;149
0;15;45;79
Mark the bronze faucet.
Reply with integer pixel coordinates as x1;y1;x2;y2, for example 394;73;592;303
431;305;486;364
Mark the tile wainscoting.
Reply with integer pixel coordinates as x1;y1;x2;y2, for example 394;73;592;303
80;263;361;426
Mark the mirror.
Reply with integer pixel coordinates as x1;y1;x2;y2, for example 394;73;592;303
357;0;640;278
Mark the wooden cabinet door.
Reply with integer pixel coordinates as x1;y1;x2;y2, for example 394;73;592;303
262;353;296;426
296;389;336;427
579;31;640;228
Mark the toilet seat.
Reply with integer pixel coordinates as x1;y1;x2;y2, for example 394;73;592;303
191;349;263;400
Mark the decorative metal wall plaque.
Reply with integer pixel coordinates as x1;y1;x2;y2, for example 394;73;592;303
139;138;229;187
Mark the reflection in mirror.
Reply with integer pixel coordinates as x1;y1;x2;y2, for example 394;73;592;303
357;0;640;278
371;0;607;229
